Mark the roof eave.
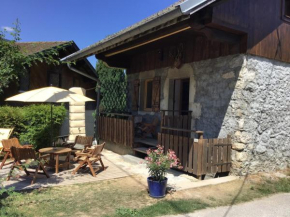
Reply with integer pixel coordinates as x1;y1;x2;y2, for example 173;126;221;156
61;0;217;62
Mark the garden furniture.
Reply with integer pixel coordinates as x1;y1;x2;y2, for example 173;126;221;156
0;138;33;169
0;128;14;153
137;117;159;138
39;147;71;173
6;86;94;146
72;142;105;177
7;146;50;185
66;135;93;156
53;134;69;147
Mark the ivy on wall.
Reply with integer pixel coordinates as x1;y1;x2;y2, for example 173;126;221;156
96;60;128;113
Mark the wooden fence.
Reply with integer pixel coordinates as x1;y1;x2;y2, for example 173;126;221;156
97;115;134;147
158;133;232;177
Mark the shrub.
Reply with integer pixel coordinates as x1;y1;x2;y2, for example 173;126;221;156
0;104;67;150
145;145;182;181
0;106;25;138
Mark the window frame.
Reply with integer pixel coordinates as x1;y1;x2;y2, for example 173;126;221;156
143;78;154;111
282;0;290;23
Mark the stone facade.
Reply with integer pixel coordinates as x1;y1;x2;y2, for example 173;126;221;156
127;54;290;174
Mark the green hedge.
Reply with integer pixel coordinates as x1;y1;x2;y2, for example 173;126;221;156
0;105;67;150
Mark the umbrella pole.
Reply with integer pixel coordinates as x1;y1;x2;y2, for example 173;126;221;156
95;85;100;144
51;103;53;146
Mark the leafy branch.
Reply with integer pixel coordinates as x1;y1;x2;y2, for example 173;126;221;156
0;19;71;94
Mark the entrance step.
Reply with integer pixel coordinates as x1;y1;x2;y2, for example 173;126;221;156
133;147;149;154
134;138;158;148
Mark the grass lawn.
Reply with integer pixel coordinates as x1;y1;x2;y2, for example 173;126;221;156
1;170;290;217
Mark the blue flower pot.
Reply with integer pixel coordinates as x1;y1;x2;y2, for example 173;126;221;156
147;177;168;198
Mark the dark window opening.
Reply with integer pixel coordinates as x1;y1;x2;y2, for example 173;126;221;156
48;72;60;87
285;0;290;17
145;80;153;109
170;78;190;116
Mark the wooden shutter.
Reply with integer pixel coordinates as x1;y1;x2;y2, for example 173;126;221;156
132;79;140;111
152;76;161;112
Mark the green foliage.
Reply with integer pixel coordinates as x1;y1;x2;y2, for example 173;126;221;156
0;105;66;150
145;145;182;181
256;178;290;195
115;207;138;216
0;19;71;94
0;106;25;138
96;60;127;113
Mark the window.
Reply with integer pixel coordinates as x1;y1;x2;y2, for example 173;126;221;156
144;79;153;110
282;0;290;22
48;72;60;87
73;78;80;87
168;78;190;116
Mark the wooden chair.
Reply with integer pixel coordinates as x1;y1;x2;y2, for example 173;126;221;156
0;128;14;153
0;138;33;169
72;142;105;177
67;135;93;156
7;146;49;185
138;117;159;138
53;135;69;147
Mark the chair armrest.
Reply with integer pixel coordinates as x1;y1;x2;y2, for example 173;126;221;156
75;152;91;157
23;144;33;148
39;154;50;159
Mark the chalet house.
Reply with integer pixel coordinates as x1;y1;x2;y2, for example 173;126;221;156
1;41;98;108
62;0;290;176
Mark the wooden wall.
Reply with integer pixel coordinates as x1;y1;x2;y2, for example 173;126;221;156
211;0;290;63
128;31;242;74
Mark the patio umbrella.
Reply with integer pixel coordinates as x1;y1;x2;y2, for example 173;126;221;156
5;86;95;145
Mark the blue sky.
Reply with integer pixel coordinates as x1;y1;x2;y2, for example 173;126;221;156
0;0;177;66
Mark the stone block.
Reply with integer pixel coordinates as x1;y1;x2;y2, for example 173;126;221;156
232;143;245;151
70;106;85;113
255;145;267;154
222;71;235;79
235;152;247;162
70;101;85;106
70;127;86;134
69;113;85;120
69;120;85;127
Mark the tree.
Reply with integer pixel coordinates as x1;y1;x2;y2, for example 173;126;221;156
96;60;127;113
0;19;69;94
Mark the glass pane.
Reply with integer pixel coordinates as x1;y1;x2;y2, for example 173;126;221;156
146;81;153;108
286;0;290;16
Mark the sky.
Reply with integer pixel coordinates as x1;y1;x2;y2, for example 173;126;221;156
0;0;177;66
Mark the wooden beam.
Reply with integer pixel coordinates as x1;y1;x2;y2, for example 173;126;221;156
105;26;191;57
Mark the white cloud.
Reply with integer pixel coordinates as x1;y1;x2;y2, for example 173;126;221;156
1;26;14;32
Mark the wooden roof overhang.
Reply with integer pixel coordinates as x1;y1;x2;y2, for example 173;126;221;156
97;8;246;71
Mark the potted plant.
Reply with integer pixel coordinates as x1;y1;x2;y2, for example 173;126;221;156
145;145;182;198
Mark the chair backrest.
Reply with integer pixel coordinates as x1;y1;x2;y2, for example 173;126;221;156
0;128;14;149
75;136;93;147
2;138;23;150
10;146;36;161
91;142;105;157
152;117;159;127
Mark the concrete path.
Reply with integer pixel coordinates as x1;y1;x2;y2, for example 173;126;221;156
0;149;238;192
164;193;290;217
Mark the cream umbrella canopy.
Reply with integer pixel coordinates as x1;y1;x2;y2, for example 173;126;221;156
6;86;95;145
5;86;94;103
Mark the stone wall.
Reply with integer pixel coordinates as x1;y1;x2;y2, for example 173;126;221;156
127;54;290;174
219;55;290;174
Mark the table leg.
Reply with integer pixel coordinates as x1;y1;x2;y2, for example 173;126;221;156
68;152;71;169
55;154;59;174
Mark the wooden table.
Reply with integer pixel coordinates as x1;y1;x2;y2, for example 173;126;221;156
39;147;71;173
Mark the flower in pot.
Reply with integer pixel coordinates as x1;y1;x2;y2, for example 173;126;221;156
145;145;182;198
